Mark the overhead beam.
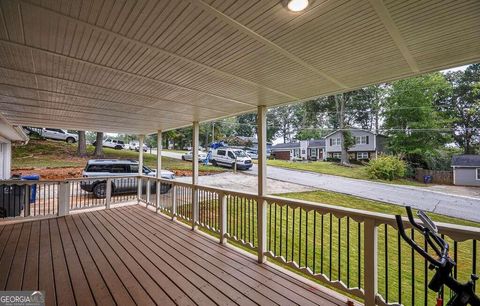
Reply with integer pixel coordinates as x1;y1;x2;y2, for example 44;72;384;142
0;82;216;120
0;96;191;126
0;39;258;107
0;65;231;116
187;0;349;89
368;0;419;73
19;0;299;101
4;112;157;132
4;117;153;134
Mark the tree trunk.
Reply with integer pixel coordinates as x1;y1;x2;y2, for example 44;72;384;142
77;131;87;157
336;95;349;165
94;132;104;157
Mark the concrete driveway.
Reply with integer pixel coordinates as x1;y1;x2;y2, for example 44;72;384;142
159;150;480;222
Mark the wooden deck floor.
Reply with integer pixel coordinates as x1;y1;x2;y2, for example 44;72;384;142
0;205;346;306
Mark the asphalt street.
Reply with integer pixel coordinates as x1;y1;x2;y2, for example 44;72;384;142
159;150;480;222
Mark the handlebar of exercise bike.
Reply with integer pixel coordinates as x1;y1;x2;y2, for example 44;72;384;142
395;206;449;268
396;207;480;306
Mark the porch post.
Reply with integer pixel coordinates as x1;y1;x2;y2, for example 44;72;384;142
137;134;145;204
364;218;378;306
57;181;70;216
257;105;267;263
156;130;162;211
192;121;199;230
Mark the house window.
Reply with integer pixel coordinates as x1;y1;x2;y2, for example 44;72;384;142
330;138;341;146
302;149;305;154
355;136;369;145
332;152;341;159
310;149;316;156
477;168;480;180
357;152;369;160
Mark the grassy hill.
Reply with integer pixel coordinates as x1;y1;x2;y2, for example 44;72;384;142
12;139;222;174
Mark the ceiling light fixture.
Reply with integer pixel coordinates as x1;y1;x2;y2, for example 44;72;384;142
287;0;309;12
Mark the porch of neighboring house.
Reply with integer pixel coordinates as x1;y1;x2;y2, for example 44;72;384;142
0;205;344;306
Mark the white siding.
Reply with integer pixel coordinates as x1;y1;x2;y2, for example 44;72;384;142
0;141;11;179
326;130;376;152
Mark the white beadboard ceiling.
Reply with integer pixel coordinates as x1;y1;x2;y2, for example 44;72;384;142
0;0;479;133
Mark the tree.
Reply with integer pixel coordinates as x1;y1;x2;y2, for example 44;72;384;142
94;132;104;157
77;131;87;157
268;104;301;143
235;114;256;137
334;93;353;165
384;73;451;155
438;64;480;154
295;129;322;140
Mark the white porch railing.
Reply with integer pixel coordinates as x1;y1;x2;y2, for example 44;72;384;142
2;175;480;306
0;176;140;218
139;176;480;306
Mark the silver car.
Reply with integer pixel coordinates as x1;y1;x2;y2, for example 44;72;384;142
80;159;175;198
181;151;207;162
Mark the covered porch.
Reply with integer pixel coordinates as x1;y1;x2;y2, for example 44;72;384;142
1;0;480;305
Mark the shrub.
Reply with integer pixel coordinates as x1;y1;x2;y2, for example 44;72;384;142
366;155;407;181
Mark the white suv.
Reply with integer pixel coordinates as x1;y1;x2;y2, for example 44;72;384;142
103;138;125;150
41;128;78;143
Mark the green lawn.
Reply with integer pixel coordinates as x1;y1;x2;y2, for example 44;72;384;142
266;159;426;187
180;190;480;305
164;149;189;154
12;139;222;173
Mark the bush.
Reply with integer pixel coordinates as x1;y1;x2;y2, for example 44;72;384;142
366;155;407;181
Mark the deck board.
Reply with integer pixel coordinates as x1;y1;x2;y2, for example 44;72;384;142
101;209;277;305
0;205;345;306
126;205;339;305
6;222;31;290
0;224;23;290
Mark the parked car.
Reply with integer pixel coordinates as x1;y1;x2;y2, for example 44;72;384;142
103;138;125;150
210;148;252;170
92;138;125;150
181;151;207;162
127;141;137;150
136;143;148;152
246;149;258;159
81;159;175;198
41;128;78;143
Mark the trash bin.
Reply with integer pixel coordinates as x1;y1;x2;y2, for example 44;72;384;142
0;184;26;217
21;174;39;203
423;175;433;184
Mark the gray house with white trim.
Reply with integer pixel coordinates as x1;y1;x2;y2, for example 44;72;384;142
452;155;480;187
324;129;386;161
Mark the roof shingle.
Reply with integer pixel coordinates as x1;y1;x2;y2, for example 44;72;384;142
452;155;480;167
